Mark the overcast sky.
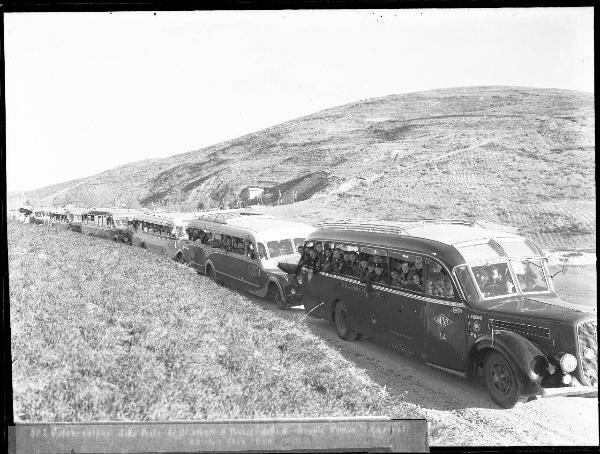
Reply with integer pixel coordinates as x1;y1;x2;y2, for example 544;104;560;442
4;8;594;192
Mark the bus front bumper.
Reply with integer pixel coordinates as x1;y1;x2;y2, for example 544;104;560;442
541;382;597;399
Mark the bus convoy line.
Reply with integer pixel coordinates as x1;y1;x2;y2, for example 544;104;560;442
12;206;598;409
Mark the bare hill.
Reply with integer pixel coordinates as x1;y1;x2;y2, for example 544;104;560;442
17;86;595;249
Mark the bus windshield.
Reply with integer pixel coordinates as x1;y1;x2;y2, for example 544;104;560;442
470;262;517;299
512;259;550;293
266;239;295;258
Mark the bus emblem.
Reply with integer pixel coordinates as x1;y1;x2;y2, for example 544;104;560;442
434;314;453;328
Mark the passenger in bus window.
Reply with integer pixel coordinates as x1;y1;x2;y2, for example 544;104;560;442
341;251;359;277
315;242;324;257
324;248;342;274
442;276;455;297
237;240;246;255
371;263;386;284
294;247;309;275
308;248;320;272
409;260;423;280
390;269;401;287
316;248;330;272
399;262;411;288
245;240;255;258
361;261;376;283
358;258;369;281
406;273;423;292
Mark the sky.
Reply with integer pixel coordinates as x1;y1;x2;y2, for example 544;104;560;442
3;8;594;192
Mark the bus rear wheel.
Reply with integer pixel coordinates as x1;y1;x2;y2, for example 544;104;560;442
334;302;358;341
207;266;217;283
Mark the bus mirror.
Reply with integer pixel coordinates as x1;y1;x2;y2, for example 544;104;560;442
551;258;569;279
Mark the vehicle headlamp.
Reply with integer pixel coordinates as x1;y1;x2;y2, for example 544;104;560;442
559;354;578;373
290;288;296;295
583;348;596;361
562;373;572;385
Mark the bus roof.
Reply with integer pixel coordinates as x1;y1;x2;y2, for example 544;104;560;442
134;212;196;226
188;215;314;240
87;208;141;218
310;220;541;266
65;207;87;215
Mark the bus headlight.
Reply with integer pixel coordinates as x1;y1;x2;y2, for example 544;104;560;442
584;348;595;360
559;354;578;373
562;373;572;385
290;288;296;295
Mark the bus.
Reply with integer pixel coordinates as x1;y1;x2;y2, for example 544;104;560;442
184;212;314;309
48;208;72;230
31;207;52;225
64;208;87;232
131;212;196;261
299;219;597;408
81;208;140;243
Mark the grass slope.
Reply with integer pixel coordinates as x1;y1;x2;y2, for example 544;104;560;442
19;86;595;249
9;222;430;426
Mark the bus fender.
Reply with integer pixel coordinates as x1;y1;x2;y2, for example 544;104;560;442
204;260;215;276
472;330;547;391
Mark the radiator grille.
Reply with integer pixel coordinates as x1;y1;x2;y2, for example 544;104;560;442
578;320;598;387
490;319;550;340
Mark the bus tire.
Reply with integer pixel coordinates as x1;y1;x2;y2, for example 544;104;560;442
174;252;185;263
140;243;146;249
334;302;358;341
484;350;520;408
268;283;287;310
207;266;219;285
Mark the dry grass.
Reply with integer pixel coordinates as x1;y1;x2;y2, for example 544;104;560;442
9;222;436;428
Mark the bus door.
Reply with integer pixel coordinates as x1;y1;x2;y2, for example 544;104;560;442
422;258;467;371
375;252;427;356
372;290;420;355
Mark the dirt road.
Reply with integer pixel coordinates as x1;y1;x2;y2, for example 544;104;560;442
247;295;598;446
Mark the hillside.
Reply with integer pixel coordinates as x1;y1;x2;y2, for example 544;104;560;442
16;86;596;250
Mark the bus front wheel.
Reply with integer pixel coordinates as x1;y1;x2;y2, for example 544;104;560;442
484;351;520;408
268;283;287;310
334;302;358;341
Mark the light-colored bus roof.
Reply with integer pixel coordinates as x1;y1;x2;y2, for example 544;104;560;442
319;219;522;248
134;212;196;226
87;208;141;217
65;207;88;215
226;217;313;235
195;211;274;225
315;219;541;265
189;215;314;240
402;223;522;247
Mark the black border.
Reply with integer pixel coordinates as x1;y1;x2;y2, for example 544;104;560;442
1;3;596;453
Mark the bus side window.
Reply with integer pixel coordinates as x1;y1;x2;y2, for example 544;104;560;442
257;243;268;260
424;259;456;299
456;266;478;303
